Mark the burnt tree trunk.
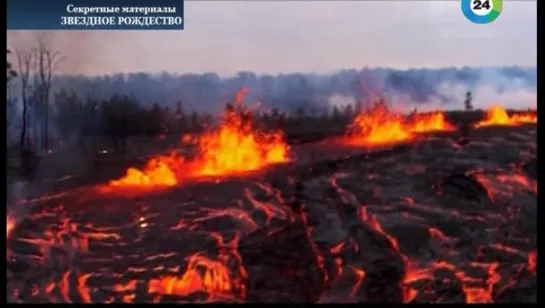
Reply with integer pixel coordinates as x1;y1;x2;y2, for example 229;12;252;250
43;97;49;150
19;99;28;150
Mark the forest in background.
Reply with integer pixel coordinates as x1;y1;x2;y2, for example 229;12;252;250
6;38;537;156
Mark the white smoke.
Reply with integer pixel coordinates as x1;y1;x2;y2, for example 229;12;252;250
436;82;537;110
327;93;356;109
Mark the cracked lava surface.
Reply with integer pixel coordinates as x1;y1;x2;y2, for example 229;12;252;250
6;125;537;303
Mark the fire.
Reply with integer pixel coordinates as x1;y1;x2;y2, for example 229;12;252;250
347;101;453;146
109;89;289;188
475;105;537;128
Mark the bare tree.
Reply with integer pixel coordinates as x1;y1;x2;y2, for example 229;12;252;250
7;50;18;134
32;73;40;148
15;49;33;150
35;35;63;150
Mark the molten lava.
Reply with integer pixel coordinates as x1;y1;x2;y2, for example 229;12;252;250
347;101;453;146
189;110;288;177
7;115;536;303
350;106;411;146
410;112;454;133
475;105;537;128
7;216;15;239
148;254;238;300
528;251;537;275
109;89;289;188
109;155;184;187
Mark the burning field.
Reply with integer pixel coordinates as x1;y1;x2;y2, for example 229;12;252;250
6;101;537;303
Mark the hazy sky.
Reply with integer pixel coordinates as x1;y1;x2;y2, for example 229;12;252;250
7;1;537;76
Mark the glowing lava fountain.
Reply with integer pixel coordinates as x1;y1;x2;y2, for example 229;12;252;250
109;89;290;188
7;216;16;239
346;101;454;146
475;105;537;128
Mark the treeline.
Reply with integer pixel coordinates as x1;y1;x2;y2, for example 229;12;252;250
54;90;204;153
8;66;537;113
51;90;363;153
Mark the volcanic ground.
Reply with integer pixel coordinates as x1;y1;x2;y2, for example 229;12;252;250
6;125;537;303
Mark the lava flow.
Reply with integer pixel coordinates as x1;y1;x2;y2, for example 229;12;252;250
109;89;289;188
148;252;245;301
6;118;537;303
409;111;454;133
475;105;537;128
7;215;16;239
346;101;453;146
109;154;185;187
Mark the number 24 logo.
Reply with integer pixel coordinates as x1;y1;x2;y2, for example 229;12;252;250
473;0;491;10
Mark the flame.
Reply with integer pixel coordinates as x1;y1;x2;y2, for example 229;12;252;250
475;105;537;128
109;89;289;188
347;102;453;146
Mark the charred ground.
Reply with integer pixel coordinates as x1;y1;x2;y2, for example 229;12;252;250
6;120;537;303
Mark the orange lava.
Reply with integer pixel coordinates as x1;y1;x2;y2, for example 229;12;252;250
528;251;537;274
347;102;453;146
358;206;516;304
109;155;184;187
456;262;501;304
148;254;239;300
77;274;92;303
475;105;537;128
7;216;15;239
410;112;454;133
349;106;411;146
189;109;288;177
109;89;289;188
